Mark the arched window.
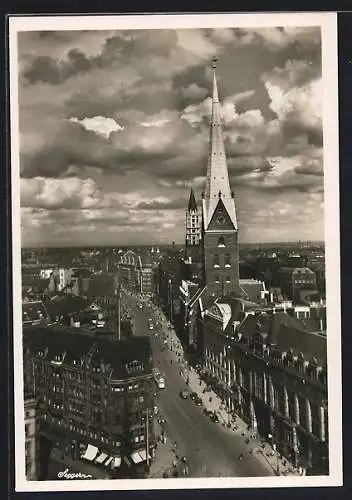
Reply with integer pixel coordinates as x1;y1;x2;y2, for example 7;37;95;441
218;236;225;247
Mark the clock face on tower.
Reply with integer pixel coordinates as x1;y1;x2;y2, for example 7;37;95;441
216;215;226;225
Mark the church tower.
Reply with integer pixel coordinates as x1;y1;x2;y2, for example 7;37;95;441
201;58;240;298
185;188;201;262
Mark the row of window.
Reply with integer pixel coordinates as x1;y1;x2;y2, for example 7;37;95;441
42;414;122;446
214;276;232;283
213;254;231;266
208;361;327;438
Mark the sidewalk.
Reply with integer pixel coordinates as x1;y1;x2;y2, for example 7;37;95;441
149;419;189;478
181;367;299;476
49;448;111;479
138;295;299;477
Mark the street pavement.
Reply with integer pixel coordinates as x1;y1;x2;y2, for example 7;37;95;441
122;291;281;478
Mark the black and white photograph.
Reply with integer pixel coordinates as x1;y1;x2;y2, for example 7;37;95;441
9;13;342;492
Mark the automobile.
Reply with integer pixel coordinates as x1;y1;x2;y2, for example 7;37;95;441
194;397;203;406
203;408;213;417
210;412;220;423
179;390;189;399
190;392;198;401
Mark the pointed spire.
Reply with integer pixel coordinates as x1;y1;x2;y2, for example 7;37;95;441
203;58;237;230
188;188;198;212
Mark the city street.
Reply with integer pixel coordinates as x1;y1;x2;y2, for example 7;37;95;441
122;291;273;478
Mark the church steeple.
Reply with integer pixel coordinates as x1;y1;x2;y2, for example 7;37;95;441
203;57;237;230
188;188;198;213
185;187;201;264
201;58;240;298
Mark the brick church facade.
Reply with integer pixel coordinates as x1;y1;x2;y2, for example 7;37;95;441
178;58;329;475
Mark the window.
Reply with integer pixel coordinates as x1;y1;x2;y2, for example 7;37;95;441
218;237;225;247
225;254;231;266
225;276;231;283
25;424;30;437
215;275;220;283
213;254;220;267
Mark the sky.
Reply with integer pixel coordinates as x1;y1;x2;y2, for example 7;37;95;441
17;26;324;247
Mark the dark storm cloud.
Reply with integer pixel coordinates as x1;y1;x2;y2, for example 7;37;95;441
24;49;92;85
22;30;179;86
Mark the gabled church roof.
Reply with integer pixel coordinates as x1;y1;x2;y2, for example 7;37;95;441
203;58;238;230
187;188;198;212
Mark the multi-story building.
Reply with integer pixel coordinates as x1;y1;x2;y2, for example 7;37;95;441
79;273;119;315
39;267;74;293
138;255;155;296
24;393;40;480
202;299;328;475
118;251;142;293
277;267;317;302
157;252;182;323
23;326;155;477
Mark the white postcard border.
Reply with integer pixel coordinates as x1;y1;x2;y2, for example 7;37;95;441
9;12;342;492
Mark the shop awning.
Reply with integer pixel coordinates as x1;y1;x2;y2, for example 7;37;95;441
112;456;121;468
130;451;144;464
95;452;108;464
105;457;113;466
81;444;98;461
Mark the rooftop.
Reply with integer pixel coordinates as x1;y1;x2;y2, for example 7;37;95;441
23;325;153;379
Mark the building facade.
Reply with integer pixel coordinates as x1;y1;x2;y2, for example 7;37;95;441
23;326;155;476
202;302;328;475
277;267;317;302
118;251;142;293
24;394;40;480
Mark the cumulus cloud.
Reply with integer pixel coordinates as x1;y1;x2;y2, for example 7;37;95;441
21;177;103;209
70;115;124;138
18;26;325;245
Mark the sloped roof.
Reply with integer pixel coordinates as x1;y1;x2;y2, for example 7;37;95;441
23;325;153;378
22;301;49;324
240;279;265;303
239;312;272;339
274;324;326;366
203;63;237;230
80;274;118;297
188;188;198;212
45;296;90;319
22;277;50;292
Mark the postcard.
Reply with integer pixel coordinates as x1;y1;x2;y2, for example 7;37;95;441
9;12;342;492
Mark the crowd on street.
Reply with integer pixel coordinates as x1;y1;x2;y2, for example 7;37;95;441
125;290;303;478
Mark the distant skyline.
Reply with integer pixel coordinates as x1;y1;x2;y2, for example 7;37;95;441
18;27;324;246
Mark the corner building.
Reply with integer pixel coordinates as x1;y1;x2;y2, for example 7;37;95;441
23;326;155;477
